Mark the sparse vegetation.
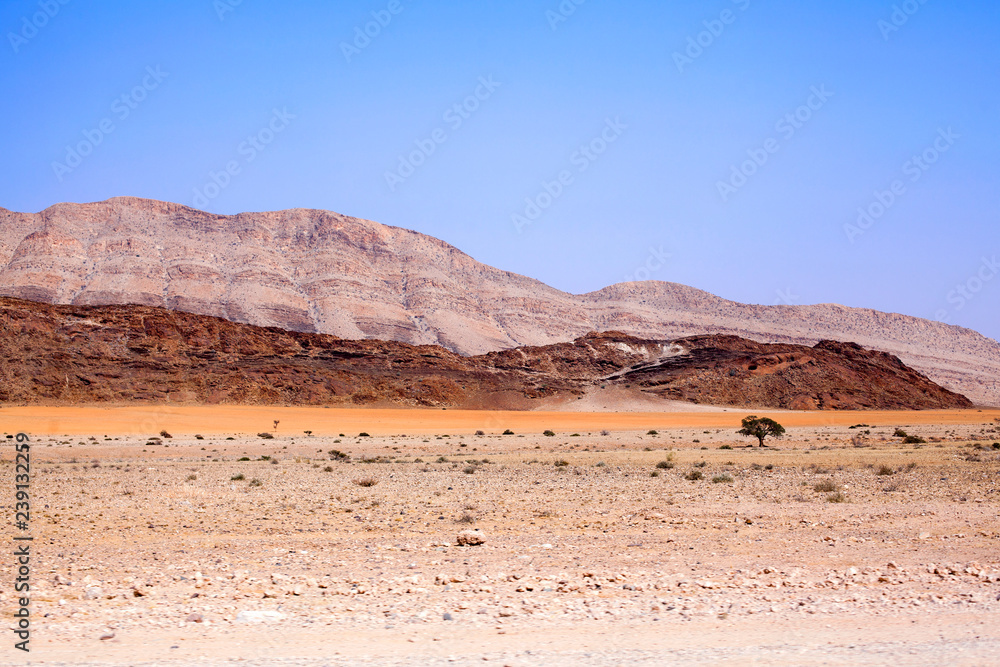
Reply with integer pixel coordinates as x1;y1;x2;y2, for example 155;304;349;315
902;435;926;444
463;466;477;474
893;428;908;438
258;432;274;439
475;430;485;436
159;430;172;439
328;449;350;461
719;444;732;450
553;459;570;467
353;477;378;487
543;430;556;437
826;491;847;503
647;430;658;435
237;456;250;461
876;465;896;476
248;478;262;487
685;470;704;481
813;479;838;492
712;474;733;484
503;429;514;435
655;460;675;470
231;473;245;481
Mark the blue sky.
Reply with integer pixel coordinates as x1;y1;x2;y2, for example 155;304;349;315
2;0;998;341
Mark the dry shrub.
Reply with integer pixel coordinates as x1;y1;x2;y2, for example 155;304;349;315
813;479;838;493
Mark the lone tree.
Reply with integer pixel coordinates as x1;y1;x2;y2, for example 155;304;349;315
738;415;785;447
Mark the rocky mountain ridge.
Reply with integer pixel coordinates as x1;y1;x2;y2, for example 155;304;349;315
0;297;973;411
0;197;996;405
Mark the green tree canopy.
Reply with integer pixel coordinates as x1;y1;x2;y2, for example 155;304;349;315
737;415;786;447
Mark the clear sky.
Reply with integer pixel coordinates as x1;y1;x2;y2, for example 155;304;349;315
2;0;997;341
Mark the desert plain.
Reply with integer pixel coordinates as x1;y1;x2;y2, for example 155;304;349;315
2;406;1000;666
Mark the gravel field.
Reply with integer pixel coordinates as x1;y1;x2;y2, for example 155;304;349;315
2;413;999;665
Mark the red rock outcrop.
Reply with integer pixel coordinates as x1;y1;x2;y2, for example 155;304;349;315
0;298;972;410
1;198;996;405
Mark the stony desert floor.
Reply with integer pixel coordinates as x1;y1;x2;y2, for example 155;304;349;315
2;407;1000;665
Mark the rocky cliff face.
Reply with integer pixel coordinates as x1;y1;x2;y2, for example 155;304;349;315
1;197;997;405
0;298;973;410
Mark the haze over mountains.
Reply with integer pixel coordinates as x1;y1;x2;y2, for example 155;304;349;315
1;197;997;406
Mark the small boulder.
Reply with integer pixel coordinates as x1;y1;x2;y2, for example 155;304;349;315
457;529;485;546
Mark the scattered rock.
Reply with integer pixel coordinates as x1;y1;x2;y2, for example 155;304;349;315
234;610;286;623
457;529;486;546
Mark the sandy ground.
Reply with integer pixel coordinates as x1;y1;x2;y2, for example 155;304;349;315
1;405;997;437
2;409;1000;665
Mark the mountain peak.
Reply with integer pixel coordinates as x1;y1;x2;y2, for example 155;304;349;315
1;198;997;406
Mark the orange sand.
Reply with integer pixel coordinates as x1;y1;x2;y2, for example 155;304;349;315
0;405;997;437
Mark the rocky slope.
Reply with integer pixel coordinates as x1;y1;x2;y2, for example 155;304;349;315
0;297;972;410
0;197;996;405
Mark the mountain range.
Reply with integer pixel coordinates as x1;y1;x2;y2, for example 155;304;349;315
1;197;997;406
0;297;972;411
